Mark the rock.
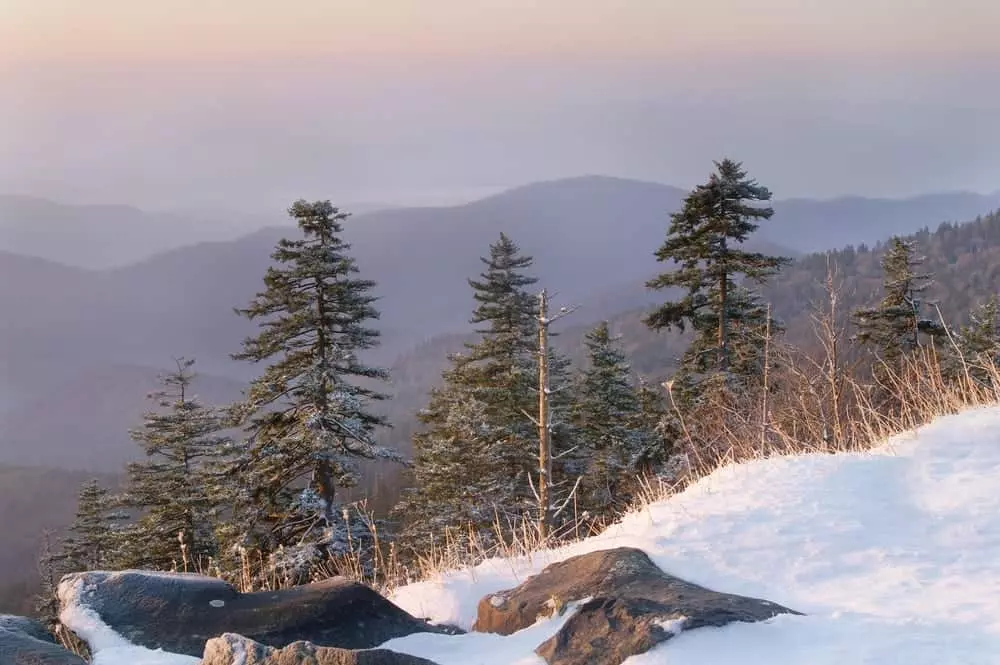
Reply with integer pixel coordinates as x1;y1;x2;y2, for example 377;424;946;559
202;632;441;665
474;547;801;665
59;570;451;658
0;615;57;643
0;615;87;665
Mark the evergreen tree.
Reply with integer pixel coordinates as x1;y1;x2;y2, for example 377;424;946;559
118;358;230;571
645;159;789;403
632;377;677;476
852;237;945;369
228;200;400;582
956;294;1000;385
400;234;539;544
56;480;126;573
570;322;660;515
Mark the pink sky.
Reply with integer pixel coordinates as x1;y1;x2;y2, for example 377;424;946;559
2;1;998;208
5;0;997;62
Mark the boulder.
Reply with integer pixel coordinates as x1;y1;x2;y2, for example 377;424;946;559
59;571;452;658
474;547;800;665
0;615;57;643
0;615;86;665
202;632;441;665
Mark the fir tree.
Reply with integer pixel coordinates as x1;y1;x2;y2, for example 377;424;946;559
118;358;230;571
228;200;400;582
645;159;789;403
571;322;659;514
852;237;945;368
400;233;539;544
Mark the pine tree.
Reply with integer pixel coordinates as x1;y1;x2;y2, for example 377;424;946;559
571;322;660;515
400;233;539;545
852;237;945;368
118;358;230;571
228;200;400;582
645;159;789;404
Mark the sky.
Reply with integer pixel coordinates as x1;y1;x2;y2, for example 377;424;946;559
2;0;999;211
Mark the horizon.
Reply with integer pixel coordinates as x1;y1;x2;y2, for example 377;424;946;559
3;172;1000;218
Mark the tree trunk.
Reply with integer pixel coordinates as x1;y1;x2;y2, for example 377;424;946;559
718;247;729;373
537;289;552;541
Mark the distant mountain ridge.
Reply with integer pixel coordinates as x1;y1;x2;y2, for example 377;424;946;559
5;177;999;269
2;175;999;475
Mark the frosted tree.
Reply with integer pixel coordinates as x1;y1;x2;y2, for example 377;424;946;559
53;480;127;573
953;295;1000;386
571;321;660;515
645;159;789;405
118;358;231;571
228;200;400;583
852;238;945;386
400;233;539;546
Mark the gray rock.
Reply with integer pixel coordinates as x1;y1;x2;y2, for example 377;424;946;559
202;632;441;665
473;547;801;665
60;571;452;658
0;615;86;665
0;615;56;643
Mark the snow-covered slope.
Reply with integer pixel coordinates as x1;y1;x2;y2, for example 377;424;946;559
384;406;1000;664
60;406;1000;664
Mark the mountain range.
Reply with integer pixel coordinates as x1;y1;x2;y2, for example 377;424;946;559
4;176;1000;473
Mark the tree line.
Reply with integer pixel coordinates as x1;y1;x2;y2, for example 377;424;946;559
41;160;1000;610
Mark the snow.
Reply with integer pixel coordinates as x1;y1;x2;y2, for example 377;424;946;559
57;406;1000;664
383;405;1000;663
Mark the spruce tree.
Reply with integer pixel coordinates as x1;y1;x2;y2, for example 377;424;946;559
228;200;400;582
400;233;539;545
645;159;789;403
56;480;126;573
571;322;659;515
632;377;676;476
956;295;1000;385
118;358;230;571
852;237;945;369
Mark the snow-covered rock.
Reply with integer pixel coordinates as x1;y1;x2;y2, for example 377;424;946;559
473;547;798;665
58;572;449;660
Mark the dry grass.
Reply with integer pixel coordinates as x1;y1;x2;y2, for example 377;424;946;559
340;343;1000;598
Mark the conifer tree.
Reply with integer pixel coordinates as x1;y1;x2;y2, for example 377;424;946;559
228;200;400;581
118;358;230;570
571;322;659;514
645;159;789;403
56;480;126;573
400;233;539;544
956;295;1000;385
632;378;677;475
852;237;945;368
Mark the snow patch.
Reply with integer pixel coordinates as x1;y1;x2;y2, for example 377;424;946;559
388;406;1000;663
655;615;688;636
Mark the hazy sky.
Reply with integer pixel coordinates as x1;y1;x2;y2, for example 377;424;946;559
2;0;999;211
